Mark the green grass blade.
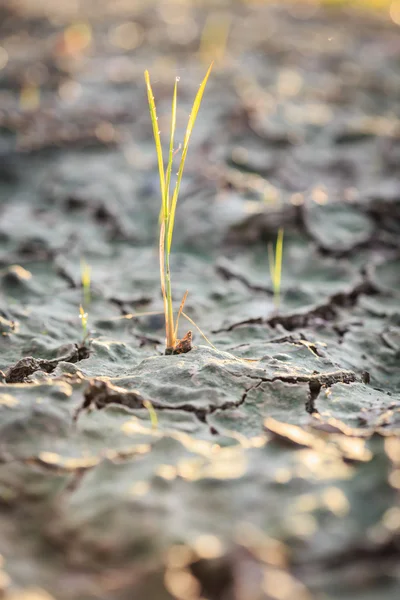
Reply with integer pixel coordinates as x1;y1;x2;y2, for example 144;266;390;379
273;228;284;307
144;70;166;219
80;258;91;307
274;228;284;290
167;63;213;254
165;77;178;214
79;304;88;341
159;219;171;344
182;62;213;148
143;399;158;430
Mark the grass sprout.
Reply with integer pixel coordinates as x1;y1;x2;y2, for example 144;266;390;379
145;64;213;353
81;258;91;307
79;304;88;341
268;228;284;309
143;399;158;431
79;258;91;343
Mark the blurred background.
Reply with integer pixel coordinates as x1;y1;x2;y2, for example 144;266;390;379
1;0;400;339
1;0;399;154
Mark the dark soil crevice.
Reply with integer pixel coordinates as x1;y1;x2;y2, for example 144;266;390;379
293;533;400;573
109;295;153;313
228;333;326;358
297;202;384;258
4;344;91;383
56;264;78;289
306;380;322;414
266;369;357;387
222;366;358;388
223;367;357;417
213;378;265;414
132;332;163;348
215;259;272;295
213;276;378;334
77;376;267;424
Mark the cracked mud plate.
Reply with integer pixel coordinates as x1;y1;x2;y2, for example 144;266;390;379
0;1;400;599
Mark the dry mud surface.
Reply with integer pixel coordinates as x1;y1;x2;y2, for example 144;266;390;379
0;1;400;599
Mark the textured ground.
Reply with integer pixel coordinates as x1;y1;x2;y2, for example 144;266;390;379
0;1;399;599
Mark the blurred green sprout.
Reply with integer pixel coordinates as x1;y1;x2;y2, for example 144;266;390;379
268;228;284;310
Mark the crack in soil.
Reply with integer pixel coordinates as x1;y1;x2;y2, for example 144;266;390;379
212;277;378;334
264;369;357;387
215;260;272;294
307;380;322;415
76;368;356;429
225;367;357;416
221;364;358;388
76;376;267;425
108;295;153;313
4;344;91;383
228;333;326;358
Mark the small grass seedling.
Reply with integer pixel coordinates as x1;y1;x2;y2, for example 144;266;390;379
81;258;91;308
143;399;158;431
145;64;213;354
79;258;91;344
79;304;88;341
268;228;284;310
